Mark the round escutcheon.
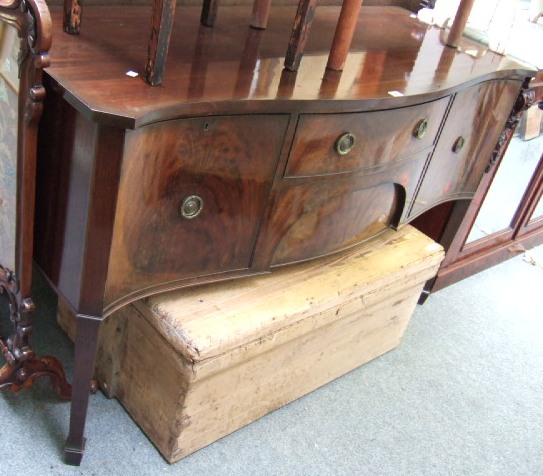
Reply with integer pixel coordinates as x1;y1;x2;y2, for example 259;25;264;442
180;195;204;219
453;136;466;154
335;132;356;156
413;119;428;139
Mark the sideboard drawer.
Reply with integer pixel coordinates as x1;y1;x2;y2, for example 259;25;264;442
410;80;521;217
105;115;288;302
285;97;450;178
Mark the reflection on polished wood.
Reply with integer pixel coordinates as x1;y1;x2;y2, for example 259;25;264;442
44;6;532;128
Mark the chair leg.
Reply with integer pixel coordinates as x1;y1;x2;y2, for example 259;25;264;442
63;0;82;34
201;0;220;27
63;314;102;466
326;0;365;71
145;0;178;86
251;0;272;29
284;0;317;71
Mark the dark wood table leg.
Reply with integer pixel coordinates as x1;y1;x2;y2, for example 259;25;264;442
201;0;220;27
63;314;102;466
145;0;178;86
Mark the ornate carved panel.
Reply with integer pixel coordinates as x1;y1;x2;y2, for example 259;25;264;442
0;0;71;399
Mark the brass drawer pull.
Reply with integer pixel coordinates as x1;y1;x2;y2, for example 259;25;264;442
413;119;428;139
180;195;203;219
335;132;356;155
453;136;465;154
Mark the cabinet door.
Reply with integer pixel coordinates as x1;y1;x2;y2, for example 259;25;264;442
105;115;288;304
411;80;521;218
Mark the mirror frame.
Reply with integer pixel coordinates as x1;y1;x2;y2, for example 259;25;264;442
0;0;71;397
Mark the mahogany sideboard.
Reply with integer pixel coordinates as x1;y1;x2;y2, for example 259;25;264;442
32;5;535;464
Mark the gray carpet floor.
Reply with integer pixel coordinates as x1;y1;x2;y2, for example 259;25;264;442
1;245;542;476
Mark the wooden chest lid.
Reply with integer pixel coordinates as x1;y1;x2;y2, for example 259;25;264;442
134;225;443;362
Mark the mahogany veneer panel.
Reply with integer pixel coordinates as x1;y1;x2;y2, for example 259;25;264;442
411;79;523;217
286;97;450;177
105;115;288;302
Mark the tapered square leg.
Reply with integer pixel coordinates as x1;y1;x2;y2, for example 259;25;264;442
63;314;101;466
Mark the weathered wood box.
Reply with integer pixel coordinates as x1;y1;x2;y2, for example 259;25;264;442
57;225;443;463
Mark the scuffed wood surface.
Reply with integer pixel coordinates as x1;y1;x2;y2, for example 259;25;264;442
136;225;443;361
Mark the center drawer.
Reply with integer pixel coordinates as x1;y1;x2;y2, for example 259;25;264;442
285;97;450;177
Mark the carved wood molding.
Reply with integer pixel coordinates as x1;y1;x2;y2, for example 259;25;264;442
0;0;72;399
485;81;537;173
0;265;72;398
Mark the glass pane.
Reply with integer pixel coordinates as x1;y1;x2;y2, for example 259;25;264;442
467;128;543;243
530;191;543;222
0;23;19;271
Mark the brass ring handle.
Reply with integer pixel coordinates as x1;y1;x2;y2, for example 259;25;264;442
335;132;356;156
413;119;428;139
180;195;204;219
453;136;465;154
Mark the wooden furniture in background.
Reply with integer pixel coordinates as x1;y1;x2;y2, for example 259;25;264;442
445;0;475;49
33;5;535;464
0;0;71;399
62;0;374;84
326;0;365;71
56;225;444;463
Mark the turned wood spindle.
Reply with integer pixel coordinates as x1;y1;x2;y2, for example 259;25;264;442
445;0;476;49
145;0;178;86
251;0;273;29
284;0;317;71
327;0;365;71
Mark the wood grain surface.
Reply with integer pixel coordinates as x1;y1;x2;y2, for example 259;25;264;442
57;225;444;462
286;97;450;177
44;6;533;128
410;79;522;218
35;5;535;315
104;115;288;304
